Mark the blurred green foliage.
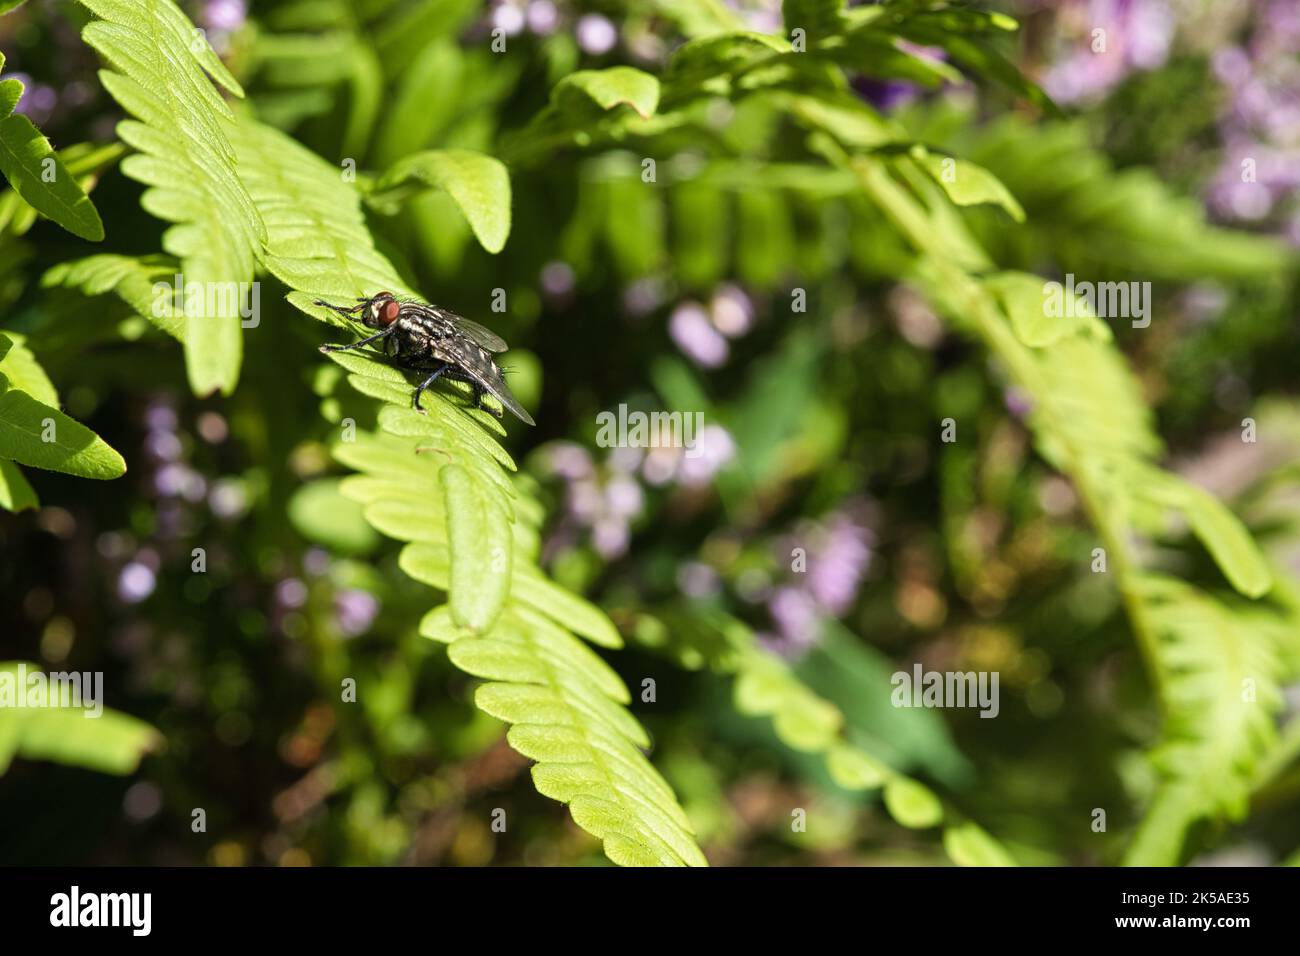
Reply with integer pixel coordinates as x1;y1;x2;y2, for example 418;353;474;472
0;0;1298;868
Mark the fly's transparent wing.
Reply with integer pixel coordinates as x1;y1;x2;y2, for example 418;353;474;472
435;335;535;425
398;300;508;352
449;316;508;353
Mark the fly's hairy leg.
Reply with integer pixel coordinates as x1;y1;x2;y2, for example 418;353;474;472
439;367;503;418
411;363;450;413
318;326;395;353
312;299;366;319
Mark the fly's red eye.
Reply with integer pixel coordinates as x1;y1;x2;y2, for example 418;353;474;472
379;300;400;326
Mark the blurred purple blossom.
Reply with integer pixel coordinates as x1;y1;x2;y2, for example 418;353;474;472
710;284;755;338
674;425;736;486
146;430;183;462
605;474;644;518
547;441;594;480
12;79;58;125
1003;386;1034;421
855;77;921;113
540;260;576;299
1042;0;1174;104
1204;2;1300;233
144;401;178;433
769;586;820;651
203;0;247;33
334;589;379;638
492;1;527;36
724;0;781;34
758;502;874;658
527;1;560;35
118;562;157;604
669;301;729;367
303;548;331;577
276;578;308;610
576;14;618;56
591;518;630;557
538;417;737;561
806;513;874;616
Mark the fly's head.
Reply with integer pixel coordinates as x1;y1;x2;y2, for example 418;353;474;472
361;291;402;330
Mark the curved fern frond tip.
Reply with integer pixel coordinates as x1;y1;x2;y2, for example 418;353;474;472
231;114;705;867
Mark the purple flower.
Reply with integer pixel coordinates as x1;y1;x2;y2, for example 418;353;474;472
540;260;576;298
806;514;873;616
1003;386;1034;421
855;77;921;113
303;548;331;577
118;562;156;603
203;0;247;33
527;1;560;35
1203;0;1300;236
669;301;729;367
591;518;630;558
677;425;736;485
724;0;782;34
710;284;755;338
15;84;57;124
492;2;527;38
334;589;379;637
576;14;618;56
546;442;593;480
607;445;644;473
1212;47;1252;89
276;578;308;609
145;430;182;461
144;401;178;433
758;503;875;657
604;475;644;519
1043;0;1174;104
768;586;821;651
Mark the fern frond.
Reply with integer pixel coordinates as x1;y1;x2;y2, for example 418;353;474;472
74;0;265;396
1122;576;1284;864
637;608;1016;864
228;116;705;866
43;253;185;341
950;116;1293;279
842;148;1288;864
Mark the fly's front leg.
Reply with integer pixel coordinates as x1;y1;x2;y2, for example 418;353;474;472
313;299;366;319
412;363;449;413
318;326;395;354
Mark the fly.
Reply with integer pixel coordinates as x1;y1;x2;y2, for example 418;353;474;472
315;291;535;426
